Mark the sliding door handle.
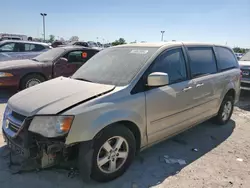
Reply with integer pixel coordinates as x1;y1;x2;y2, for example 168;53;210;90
183;86;192;92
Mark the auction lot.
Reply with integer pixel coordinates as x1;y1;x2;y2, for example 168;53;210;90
0;89;250;188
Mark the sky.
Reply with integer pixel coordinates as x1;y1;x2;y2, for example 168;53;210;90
0;0;250;48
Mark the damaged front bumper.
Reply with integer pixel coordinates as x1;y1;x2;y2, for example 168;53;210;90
2;109;94;181
2;111;76;171
3;128;73;169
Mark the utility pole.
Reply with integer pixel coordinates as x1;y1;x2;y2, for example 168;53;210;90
40;13;47;42
161;31;165;41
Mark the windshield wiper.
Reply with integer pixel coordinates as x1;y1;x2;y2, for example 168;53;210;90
74;78;92;82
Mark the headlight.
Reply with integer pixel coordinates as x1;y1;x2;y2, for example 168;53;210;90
3;106;11;119
0;72;13;78
28;116;74;138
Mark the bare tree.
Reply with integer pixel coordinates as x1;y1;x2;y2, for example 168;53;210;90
70;36;79;42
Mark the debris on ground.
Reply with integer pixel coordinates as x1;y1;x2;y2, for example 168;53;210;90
236;158;243;162
192;148;199;152
68;168;79;178
164;155;186;165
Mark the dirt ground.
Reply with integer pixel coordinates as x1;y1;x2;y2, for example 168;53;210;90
0;89;250;188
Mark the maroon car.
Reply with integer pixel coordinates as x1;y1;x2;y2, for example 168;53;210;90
0;46;99;90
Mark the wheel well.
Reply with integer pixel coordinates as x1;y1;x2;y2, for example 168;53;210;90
94;121;141;153
225;89;235;101
118;120;141;152
19;72;47;88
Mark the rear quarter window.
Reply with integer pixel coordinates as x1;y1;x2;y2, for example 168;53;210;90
214;47;239;71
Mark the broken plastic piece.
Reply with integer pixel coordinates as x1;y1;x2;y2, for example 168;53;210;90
236;158;243;162
164;155;186;165
192;148;198;152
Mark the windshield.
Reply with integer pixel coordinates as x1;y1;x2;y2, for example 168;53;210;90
72;46;158;86
32;48;66;62
240;51;250;61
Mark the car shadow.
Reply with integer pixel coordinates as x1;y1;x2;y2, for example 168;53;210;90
0;89;16;104
237;90;250;111
0;120;235;188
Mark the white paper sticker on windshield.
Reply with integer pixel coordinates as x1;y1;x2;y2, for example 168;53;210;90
130;50;148;54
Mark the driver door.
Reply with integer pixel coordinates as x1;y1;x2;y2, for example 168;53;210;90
145;47;195;144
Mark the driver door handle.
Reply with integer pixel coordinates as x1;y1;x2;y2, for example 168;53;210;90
196;83;204;88
183;86;192;92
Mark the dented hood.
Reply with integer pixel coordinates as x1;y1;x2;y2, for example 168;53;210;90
8;77;115;116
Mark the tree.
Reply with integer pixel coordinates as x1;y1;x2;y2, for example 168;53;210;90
48;35;55;43
60;37;65;42
70;36;79;42
233;47;247;54
112;38;126;46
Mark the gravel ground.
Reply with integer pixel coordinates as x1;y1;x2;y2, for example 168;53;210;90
0;89;250;188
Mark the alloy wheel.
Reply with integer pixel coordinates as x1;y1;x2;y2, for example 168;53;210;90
97;136;129;174
222;101;232;121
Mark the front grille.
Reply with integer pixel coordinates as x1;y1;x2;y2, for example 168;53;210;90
241;82;250;88
5;110;27;137
9;122;19;133
12;111;26;122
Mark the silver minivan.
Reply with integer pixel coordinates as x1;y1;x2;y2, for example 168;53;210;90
2;42;241;182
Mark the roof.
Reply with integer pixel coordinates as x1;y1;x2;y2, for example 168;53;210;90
0;40;49;46
59;45;100;51
116;41;230;48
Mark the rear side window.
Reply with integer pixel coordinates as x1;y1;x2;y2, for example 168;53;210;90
214;47;239;71
33;44;46;51
187;47;217;78
24;44;35;51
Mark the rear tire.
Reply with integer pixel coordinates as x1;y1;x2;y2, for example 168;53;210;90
79;125;136;182
20;74;45;90
214;95;234;125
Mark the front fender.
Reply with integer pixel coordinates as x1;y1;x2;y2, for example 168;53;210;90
65;107;145;145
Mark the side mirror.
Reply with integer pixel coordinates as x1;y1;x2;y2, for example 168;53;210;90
147;72;169;87
57;57;68;64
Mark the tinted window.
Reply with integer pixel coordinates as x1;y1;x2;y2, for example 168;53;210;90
0;43;15;52
24;44;35;51
150;48;187;84
215;47;239;70
24;44;46;52
188;47;217;77
33;44;45;51
65;50;89;64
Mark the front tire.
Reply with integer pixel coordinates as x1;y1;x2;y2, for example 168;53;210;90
79;125;136;182
20;74;45;90
214;95;234;125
